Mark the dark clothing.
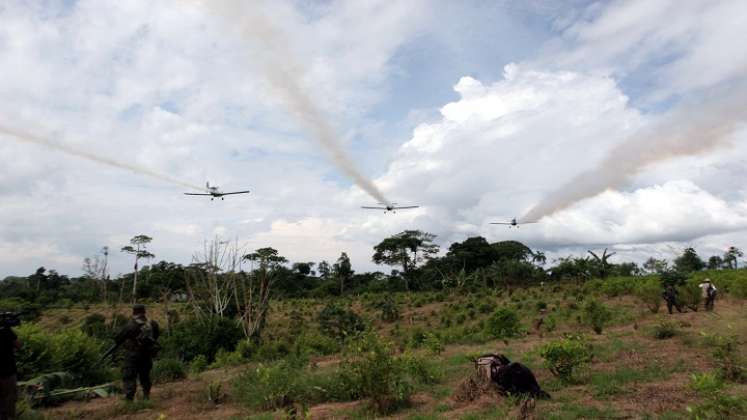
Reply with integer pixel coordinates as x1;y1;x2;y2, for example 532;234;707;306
122;358;152;400
705;295;716;311
0;328;17;377
663;287;683;314
0;374;16;420
114;316;160;400
480;354;550;400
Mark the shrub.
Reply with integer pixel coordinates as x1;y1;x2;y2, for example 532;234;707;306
678;280;703;311
689;372;724;396
653;320;678;339
188;355;209;374
15;324;109;385
422;333;444;356
582;300;612;334
484;307;522;339
704;333;746;382
687;394;747;419
160;316;243;363
81;313;109;339
317;303;365;342
340;333;413;414
152;358;186;383
634;278;662;313
600;277;636;297
377;296;400;322
294;332;340;357
540;335;593;382
211;349;247;368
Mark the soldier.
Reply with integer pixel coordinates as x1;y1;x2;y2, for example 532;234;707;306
110;304;160;401
662;284;683;314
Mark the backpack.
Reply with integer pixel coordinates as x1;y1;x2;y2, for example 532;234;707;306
136;319;160;358
707;285;717;299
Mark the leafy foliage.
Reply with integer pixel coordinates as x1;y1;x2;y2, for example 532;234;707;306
582;300;612;334
540;335;593;382
160;316;243;363
151;358;186;384
484;307;522;339
317;303;365;342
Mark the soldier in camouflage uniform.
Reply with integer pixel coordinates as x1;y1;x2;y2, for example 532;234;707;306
113;304;160;401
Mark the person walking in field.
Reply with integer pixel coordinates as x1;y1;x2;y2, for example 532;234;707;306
698;279;717;311
108;305;160;401
662;284;683;314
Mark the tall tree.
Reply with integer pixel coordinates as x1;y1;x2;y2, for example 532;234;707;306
674;247;705;273
333;252;354;295
121;235;154;303
236;247;288;343
446;236;498;272
707;255;724;270
723;246;743;269
372;230;439;290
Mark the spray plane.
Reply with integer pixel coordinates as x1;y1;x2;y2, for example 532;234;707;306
490;218;537;228
361;203;419;213
184;182;250;201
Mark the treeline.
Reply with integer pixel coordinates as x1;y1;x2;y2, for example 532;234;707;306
1;231;742;308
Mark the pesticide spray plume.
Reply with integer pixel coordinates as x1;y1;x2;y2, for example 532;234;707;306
0;124;205;192
192;0;391;206
523;86;747;222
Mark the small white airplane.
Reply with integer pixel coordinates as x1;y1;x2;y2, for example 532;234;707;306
361;202;419;214
490;218;537;228
184;182;251;201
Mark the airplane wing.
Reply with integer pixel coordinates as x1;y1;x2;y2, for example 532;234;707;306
220;190;251;196
393;206;419;210
184;193;213;196
519;221;538;224
490;222;512;225
361;206;387;209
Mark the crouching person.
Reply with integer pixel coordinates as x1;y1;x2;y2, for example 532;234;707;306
110;304;160;401
476;354;550;399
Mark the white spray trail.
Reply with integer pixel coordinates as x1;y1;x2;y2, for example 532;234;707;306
523;89;747;222
0;124;205;192
193;0;391;205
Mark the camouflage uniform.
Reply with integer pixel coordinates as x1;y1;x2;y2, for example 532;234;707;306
662;285;683;314
114;314;160;400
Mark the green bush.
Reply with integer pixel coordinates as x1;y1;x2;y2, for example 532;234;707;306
601;277;637;297
634;278;661;313
80;313;109;339
151;358;186;383
294;332;340;357
378;296;400;322
653;320;678;339
340;333;414;414
15;324;110;385
687;394;747;419
678;280;703;311
160;316;243;363
689;372;724;396
582;300;612;334
484;307;522;339
703;333;746;382
540;335;593;382
317;303;366;342
211;349;247;368
188;355;209;374
422;333;444;356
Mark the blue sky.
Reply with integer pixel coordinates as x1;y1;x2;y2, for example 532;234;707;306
1;0;746;277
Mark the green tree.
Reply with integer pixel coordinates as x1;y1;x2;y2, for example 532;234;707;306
708;256;724;270
643;257;669;274
372;231;439;291
491;240;532;261
723;246;743;269
333;252;354;295
674;247;705;273
445;236;498;273
121;234;154;303
237;247;288;343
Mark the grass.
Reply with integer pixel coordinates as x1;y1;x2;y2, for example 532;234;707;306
590;365;668;398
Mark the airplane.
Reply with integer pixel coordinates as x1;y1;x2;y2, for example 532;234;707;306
184;182;251;201
361;202;419;213
490;218;537;228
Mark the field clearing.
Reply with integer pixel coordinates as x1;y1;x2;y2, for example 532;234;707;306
30;276;747;420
